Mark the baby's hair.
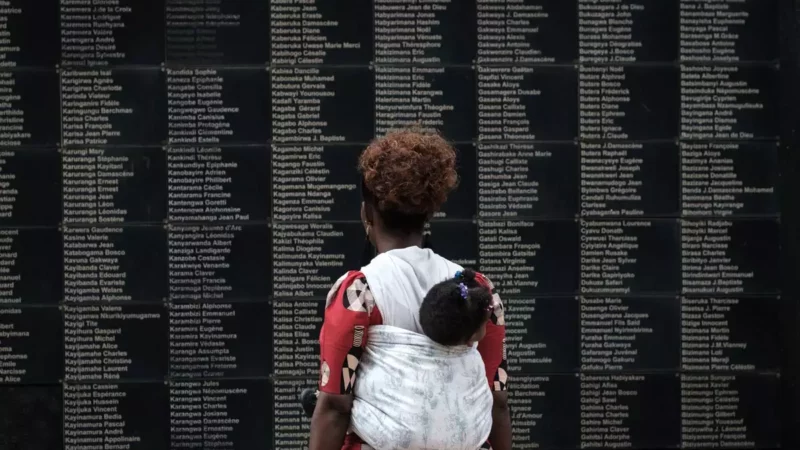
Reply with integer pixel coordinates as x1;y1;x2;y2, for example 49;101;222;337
419;268;493;346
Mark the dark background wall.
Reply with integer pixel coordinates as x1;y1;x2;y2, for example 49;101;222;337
0;0;797;449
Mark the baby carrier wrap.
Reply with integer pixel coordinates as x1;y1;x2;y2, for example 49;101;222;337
347;247;493;450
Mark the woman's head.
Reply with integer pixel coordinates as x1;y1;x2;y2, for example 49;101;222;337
419;269;493;346
359;128;459;244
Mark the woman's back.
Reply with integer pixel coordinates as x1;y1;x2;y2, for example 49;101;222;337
359;246;462;334
348;248;494;449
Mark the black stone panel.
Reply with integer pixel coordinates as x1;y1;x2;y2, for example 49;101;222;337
0;228;62;305
0;70;60;146
0;385;62;449
61;69;167;146
168;301;272;378
0;0;59;67
0;305;63;383
167;0;270;65
63;303;166;382
64;382;169;449
168;224;271;301
60;0;165;67
271;0;372;65
63;225;167;303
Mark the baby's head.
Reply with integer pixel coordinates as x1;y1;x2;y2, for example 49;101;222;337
419;269;493;346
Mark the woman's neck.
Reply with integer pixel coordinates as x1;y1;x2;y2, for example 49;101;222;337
374;231;424;254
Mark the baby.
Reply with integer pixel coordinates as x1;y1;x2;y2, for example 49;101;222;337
419;268;495;348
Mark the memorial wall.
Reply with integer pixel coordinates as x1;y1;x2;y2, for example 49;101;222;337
0;0;798;449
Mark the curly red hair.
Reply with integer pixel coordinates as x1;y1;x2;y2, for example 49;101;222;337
359;128;459;219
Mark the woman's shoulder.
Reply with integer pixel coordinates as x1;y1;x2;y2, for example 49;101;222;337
326;270;368;298
325;270;375;314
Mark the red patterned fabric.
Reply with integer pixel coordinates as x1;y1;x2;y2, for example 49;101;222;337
341;434;370;449
318;271;381;395
474;272;508;392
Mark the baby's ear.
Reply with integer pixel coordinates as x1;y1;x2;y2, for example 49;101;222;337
468;320;489;345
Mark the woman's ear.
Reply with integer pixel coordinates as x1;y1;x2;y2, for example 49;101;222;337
360;201;367;227
362;201;376;226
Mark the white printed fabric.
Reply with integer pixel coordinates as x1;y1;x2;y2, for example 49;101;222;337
350;325;493;450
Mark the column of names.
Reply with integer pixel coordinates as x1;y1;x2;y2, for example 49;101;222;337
270;7;372;446
678;2;782;449
0;5;64;445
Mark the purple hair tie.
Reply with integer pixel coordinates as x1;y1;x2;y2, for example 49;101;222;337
458;282;468;300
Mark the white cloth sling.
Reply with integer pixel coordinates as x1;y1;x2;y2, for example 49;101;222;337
350;325;493;450
346;247;493;450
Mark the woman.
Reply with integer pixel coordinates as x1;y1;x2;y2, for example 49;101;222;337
309;129;511;450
